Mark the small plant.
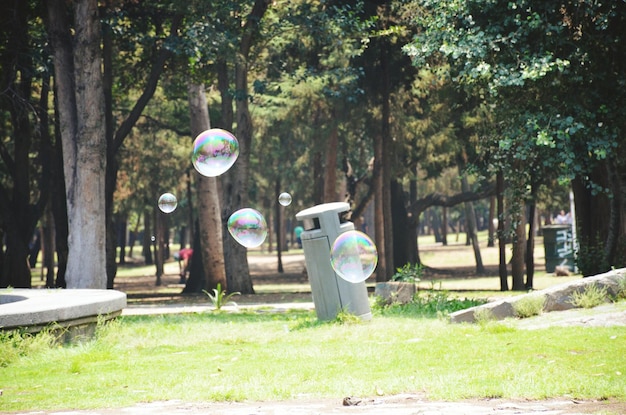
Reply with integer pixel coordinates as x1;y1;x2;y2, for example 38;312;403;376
391;263;423;283
474;307;495;325
568;283;609;309
334;309;362;325
203;283;240;310
512;296;545;318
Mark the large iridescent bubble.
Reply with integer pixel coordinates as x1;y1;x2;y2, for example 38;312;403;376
157;192;177;213
191;129;239;177
330;230;378;283
227;208;268;248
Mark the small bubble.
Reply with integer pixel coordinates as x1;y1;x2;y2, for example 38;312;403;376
227;208;268;248
278;192;292;206
158;193;177;213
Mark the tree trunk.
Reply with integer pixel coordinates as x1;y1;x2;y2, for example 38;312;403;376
487;196;496;247
42;205;56;288
186;169;194;248
323;123;339;202
0;0;44;288
182;220;207;293
51;125;69;288
497;171;508;291
102;19;117;289
275;179;284;273
441;206;448;246
380;40;394;281
525;184;537;289
187;83;226;292
458;156;485;274
511;201;527;291
572;161;615;276
142;210;153;265
47;0;107;288
391;180;417;268
374;134;387;282
117;215;127;265
222;56;254;294
220;0;269;294
154;208;164;286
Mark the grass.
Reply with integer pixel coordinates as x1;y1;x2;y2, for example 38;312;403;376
11;231;622;411
569;283;610;309
1;309;625;412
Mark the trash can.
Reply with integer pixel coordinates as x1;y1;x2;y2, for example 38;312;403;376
296;202;372;321
542;224;576;273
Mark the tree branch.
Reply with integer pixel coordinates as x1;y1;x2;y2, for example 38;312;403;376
112;14;183;153
140;114;190;137
407;182;496;226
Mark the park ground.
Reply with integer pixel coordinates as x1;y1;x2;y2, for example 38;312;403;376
25;237;626;415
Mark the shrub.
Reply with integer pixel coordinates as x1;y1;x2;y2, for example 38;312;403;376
373;282;487;318
473;307;495;324
512;296;545;318
568;283;609;309
391;263;423;283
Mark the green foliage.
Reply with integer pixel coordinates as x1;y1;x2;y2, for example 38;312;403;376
568;284;609;309
203;283;240;310
576;235;611;277
391;263;423;283
373;282;487;318
512;296;545;319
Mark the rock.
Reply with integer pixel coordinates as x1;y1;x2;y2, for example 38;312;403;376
374;282;416;305
554;266;571;276
450;268;626;324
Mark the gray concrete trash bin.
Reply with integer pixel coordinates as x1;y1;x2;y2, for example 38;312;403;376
296;202;372;321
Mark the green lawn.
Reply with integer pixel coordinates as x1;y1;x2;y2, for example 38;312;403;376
1;307;625;412
8;230;618;413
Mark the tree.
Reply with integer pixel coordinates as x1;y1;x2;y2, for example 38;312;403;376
219;0;271;294
47;0;107;288
102;3;182;288
404;0;626;282
0;0;49;288
186;83;226;292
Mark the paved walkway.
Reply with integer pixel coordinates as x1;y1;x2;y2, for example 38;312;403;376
121;301;315;316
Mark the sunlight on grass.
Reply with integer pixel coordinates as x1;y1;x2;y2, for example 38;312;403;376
2;311;625;412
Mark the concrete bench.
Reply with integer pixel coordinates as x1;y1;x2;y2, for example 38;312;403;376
0;288;127;342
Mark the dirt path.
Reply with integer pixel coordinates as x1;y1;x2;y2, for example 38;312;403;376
29;394;626;414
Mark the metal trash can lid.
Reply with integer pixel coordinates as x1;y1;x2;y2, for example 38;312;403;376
295;202;350;221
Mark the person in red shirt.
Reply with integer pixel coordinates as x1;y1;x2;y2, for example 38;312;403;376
177;248;193;283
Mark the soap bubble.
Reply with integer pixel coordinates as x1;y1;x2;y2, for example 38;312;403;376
191;128;239;177
227;208;268;248
278;192;292;206
330;230;378;283
158;192;177;213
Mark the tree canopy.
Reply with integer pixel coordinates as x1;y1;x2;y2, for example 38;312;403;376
1;0;624;290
